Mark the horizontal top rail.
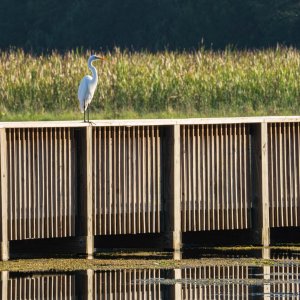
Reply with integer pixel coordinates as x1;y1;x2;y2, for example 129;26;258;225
1;116;300;128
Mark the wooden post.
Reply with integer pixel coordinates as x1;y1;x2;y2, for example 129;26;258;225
77;126;94;258
251;123;270;246
0;129;9;261
162;125;182;254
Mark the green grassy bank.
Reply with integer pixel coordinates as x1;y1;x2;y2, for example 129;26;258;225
1;47;300;121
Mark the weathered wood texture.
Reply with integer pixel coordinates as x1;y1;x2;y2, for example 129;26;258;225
251;123;270;246
92;126;162;235
0;129;9;260
6;128;76;240
181;124;251;231
0;117;299;255
268;122;300;227
162;125;182;250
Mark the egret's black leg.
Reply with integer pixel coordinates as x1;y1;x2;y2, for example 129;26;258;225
88;105;90;122
84;99;86;122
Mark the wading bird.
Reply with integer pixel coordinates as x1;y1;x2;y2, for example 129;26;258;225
78;54;105;122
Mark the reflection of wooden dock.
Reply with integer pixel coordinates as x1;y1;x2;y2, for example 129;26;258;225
1;263;299;298
1;117;300;260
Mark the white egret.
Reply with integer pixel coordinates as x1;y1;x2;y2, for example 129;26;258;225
78;54;105;122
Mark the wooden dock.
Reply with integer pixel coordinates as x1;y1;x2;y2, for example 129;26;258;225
1;116;300;260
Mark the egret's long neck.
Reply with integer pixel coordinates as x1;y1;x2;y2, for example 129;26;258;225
88;59;98;84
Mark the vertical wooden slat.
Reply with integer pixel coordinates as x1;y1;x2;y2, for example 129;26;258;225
0;129;9;260
221;125;225;230
41;129;45;238
146;126;151;233
112;127;116;234
122;128;126;234
117;127;121;234
187;125;191;231
238;124;242;228
36;129;41;238
211;125;215;230
102;128;106;235
182;126;186;232
202;125;206;230
151;127;156;232
216;125;220;230
108;127;113;234
251;122;270;246
233;124;237;229
26;129;30;238
196;125;201;231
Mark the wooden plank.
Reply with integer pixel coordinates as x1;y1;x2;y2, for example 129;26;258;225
292;123;297;226
0;128;9;260
220;125;225;230
45;129;49;237
25;129;29;239
113;127;116;234
202;125;206;230
146;126;151;233
187;125;191;231
156;126;161;232
297;124;300;226
196;125;201;231
7;130;12;240
163;125;181;252
103;128;107;235
4;116;300;130
132;127;136;234
225;125;229;229
207;125;211;231
251;122;270;246
77;126;94;258
216;125;220;230
128;128;132;233
211;125;215;230
108;127;112;235
182;126;186;232
41;129;45;238
234;124;238;229
122;127;126;234
238;124;243;228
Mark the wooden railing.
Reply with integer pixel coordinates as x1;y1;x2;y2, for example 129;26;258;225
0;117;300;259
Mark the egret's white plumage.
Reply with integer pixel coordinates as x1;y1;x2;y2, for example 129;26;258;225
78;54;105;121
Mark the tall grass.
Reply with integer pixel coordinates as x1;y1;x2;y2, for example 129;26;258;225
1;47;300;120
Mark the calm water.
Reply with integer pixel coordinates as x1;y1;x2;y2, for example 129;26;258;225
2;261;300;299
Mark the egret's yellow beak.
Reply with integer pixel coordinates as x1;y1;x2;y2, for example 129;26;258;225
95;55;106;60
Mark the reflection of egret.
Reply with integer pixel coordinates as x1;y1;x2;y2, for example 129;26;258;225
78;54;105;122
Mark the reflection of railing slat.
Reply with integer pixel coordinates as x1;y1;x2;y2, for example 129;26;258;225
8;274;75;299
2;263;300;298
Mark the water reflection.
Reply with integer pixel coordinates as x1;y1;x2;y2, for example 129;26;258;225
1;263;300;299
